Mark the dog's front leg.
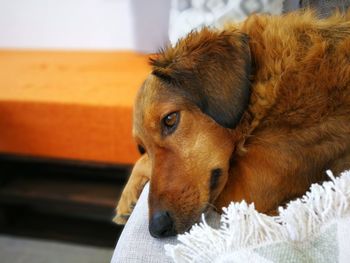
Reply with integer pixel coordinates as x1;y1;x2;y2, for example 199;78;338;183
113;154;151;225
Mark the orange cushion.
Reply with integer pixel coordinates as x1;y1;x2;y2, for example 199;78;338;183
0;50;150;165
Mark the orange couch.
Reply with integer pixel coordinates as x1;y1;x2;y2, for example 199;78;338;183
0;50;150;165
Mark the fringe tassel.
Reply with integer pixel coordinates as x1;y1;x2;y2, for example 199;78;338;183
165;170;350;263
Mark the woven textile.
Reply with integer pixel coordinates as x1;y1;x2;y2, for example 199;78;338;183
301;0;350;17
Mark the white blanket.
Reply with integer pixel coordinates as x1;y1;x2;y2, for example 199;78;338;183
165;170;350;262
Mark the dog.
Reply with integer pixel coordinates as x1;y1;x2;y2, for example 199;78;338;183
114;10;350;238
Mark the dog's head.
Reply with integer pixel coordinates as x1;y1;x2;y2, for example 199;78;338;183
133;28;252;237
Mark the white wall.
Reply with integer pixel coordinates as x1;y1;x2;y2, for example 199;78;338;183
0;0;171;52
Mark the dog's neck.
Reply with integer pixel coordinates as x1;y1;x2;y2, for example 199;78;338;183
231;15;286;154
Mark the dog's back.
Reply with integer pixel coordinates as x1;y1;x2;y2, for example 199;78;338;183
216;11;350;212
240;11;350;129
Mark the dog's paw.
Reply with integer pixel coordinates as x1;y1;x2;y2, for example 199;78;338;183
113;213;130;225
113;192;137;225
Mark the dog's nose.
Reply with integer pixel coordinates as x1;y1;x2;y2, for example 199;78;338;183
149;211;175;238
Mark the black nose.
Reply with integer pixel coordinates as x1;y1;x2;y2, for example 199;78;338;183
149;211;176;238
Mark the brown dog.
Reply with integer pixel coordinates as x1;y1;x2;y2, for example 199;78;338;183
114;11;350;238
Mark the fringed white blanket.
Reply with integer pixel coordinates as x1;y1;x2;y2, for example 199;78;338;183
165;170;350;262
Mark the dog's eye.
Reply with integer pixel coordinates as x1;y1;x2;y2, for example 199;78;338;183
162;112;179;135
138;145;146;155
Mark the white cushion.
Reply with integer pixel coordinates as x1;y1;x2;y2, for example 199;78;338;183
111;184;177;263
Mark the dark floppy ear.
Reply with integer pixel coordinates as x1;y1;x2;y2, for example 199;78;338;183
149;28;252;129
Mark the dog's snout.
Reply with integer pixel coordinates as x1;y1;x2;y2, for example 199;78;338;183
149;211;176;238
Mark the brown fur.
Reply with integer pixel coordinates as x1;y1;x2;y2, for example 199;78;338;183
114;10;350;235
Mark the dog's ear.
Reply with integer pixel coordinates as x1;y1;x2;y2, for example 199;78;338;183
149;28;251;129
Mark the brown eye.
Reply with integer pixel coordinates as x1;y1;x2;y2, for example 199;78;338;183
164;112;177;127
162;112;180;135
